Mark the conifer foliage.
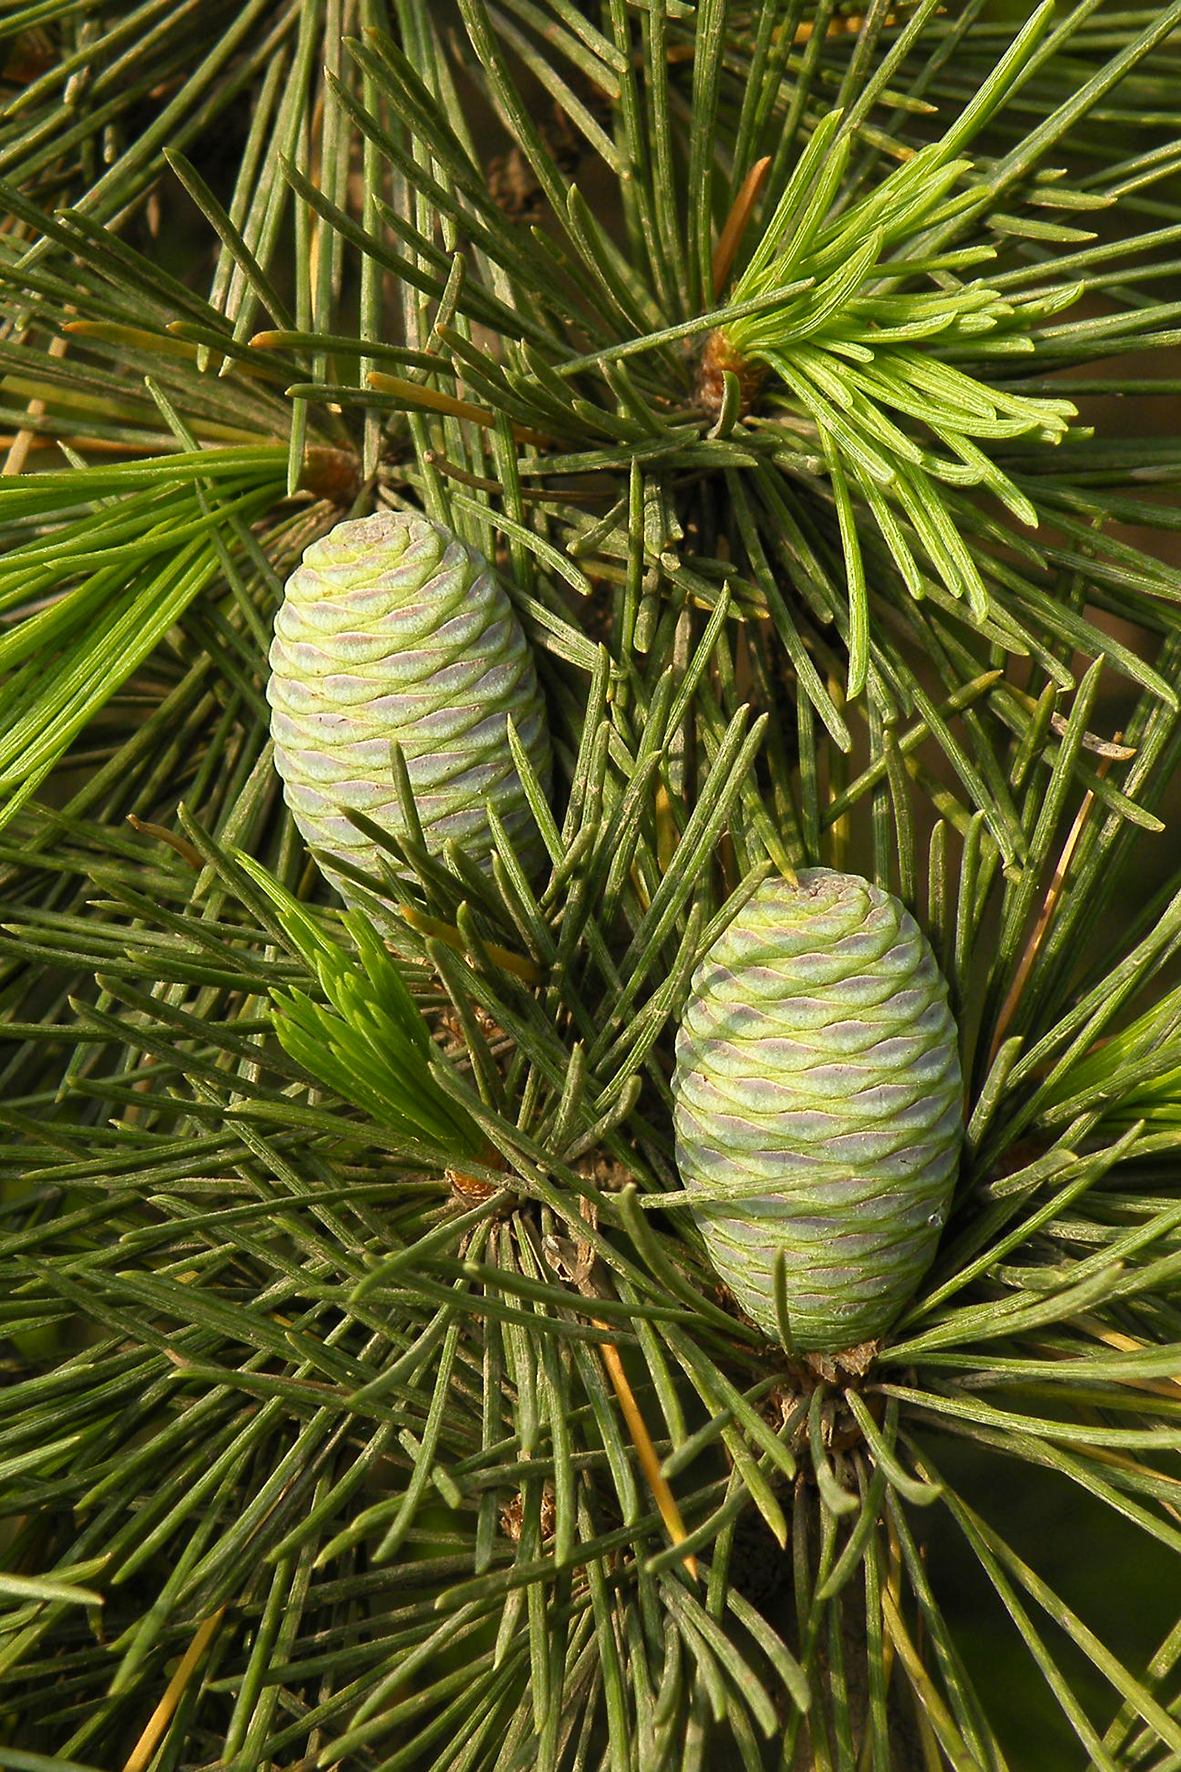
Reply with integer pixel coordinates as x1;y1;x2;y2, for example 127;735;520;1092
3;2;1181;1767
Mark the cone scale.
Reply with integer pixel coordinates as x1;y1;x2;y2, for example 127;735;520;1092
267;509;552;900
673;869;963;1354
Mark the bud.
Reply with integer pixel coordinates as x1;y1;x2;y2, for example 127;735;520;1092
267;509;552;900
673;869;962;1354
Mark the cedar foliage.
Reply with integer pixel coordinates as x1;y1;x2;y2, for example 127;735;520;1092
3;2;1181;1767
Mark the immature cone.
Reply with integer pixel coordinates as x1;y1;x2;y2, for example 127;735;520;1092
267;509;552;900
673;869;962;1354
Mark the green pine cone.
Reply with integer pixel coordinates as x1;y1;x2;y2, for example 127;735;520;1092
673;869;962;1353
267;509;552;900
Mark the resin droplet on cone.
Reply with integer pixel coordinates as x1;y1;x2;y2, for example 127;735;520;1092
267;509;552;901
673;869;962;1354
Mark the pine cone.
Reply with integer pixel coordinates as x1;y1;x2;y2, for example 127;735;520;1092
673;869;962;1354
267;509;552;900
